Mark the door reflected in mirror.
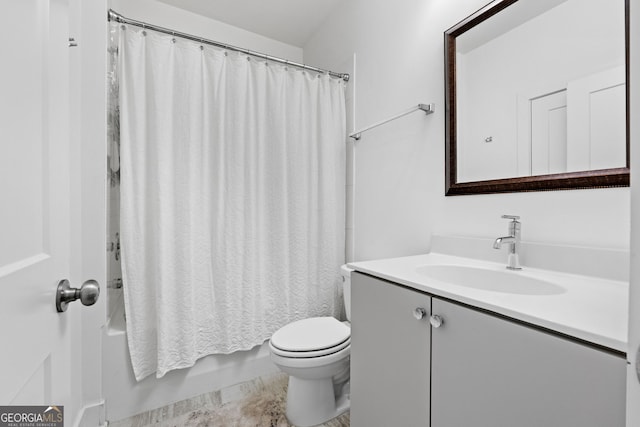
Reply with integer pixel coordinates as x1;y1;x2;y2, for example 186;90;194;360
445;0;629;194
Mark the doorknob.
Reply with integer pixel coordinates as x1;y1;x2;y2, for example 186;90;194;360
56;279;100;312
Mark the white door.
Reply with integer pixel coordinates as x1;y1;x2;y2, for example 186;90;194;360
0;0;104;423
530;90;568;175
566;66;626;172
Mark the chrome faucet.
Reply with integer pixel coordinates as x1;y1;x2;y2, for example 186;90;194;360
493;215;522;270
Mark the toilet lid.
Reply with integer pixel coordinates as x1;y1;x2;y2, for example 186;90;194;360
271;317;350;352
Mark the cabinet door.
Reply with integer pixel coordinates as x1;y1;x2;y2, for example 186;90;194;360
431;298;626;427
351;273;431;427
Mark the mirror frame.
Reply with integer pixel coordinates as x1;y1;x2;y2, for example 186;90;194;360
444;0;630;196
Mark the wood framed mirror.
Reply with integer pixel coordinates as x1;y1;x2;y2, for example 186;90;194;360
445;0;629;195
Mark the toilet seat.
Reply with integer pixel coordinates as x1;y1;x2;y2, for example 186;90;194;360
270;317;351;358
271;337;351;358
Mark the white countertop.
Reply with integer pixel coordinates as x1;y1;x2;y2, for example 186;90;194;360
348;253;629;353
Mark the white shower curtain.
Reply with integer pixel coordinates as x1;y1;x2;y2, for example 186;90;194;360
118;24;346;381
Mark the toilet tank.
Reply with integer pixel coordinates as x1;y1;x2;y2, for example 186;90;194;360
340;265;354;321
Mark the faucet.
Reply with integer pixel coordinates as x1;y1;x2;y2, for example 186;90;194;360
493;215;522;270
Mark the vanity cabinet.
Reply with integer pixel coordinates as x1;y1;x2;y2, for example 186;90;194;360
430;298;626;427
351;272;432;427
350;272;627;427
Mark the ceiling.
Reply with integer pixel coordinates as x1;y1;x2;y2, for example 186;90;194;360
157;0;345;47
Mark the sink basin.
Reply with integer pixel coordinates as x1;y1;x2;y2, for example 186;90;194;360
415;265;566;295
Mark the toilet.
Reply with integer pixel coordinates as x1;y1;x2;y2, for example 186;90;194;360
269;265;353;427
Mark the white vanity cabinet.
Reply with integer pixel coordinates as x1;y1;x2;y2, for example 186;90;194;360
431;297;626;427
351;272;432;427
350;272;627;427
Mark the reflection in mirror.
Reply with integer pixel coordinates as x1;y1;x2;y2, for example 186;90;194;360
445;0;629;195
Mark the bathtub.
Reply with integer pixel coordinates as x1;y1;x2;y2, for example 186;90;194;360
102;300;279;422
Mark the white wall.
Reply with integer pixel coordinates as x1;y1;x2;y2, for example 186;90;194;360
304;0;631;263
108;0;303;62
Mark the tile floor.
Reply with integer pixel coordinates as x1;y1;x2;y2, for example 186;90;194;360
108;373;350;427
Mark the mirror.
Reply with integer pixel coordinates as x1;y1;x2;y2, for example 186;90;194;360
445;0;629;195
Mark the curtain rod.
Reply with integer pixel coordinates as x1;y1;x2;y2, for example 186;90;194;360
108;9;350;82
349;103;435;140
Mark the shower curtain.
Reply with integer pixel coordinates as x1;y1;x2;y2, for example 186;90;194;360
117;24;346;381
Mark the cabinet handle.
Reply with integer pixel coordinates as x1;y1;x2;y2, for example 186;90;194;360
413;307;427;320
430;314;444;328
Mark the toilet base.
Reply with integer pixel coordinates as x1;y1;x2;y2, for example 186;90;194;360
285;376;349;427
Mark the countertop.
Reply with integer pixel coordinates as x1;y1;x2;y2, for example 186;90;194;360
348;253;628;353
